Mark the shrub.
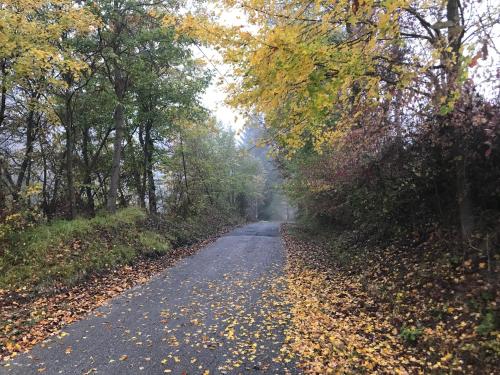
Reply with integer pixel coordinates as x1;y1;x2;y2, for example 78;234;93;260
400;326;423;345
138;231;171;257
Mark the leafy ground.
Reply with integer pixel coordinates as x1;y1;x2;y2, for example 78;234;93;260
1;222;295;375
280;224;499;374
0;209;239;361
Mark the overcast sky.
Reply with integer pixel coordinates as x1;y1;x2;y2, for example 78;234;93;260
193;6;250;133
199;58;246;133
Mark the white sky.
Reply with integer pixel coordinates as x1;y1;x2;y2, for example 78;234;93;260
194;6;251;133
199;54;246;133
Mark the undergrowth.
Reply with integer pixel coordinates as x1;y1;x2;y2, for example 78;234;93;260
0;206;244;293
0;208;170;291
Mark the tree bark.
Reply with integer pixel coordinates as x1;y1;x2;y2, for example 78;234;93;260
0;157;17;201
48;151;67;218
107;69;127;213
40;140;49;216
16;109;35;193
0;60;6;128
82;126;95;216
145;121;157;215
137;122;147;209
64;93;76;219
126;126;145;209
446;0;473;241
179;134;190;205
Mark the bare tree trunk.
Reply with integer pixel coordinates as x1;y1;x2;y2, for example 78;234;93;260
0;60;6;128
179;134;190;205
0;157;17;201
137;122;147;209
446;0;473;242
40;140;49;215
123;127;144;210
456;153;473;241
82;126;95;216
107;102;124;213
16;109;35;193
0;181;5;212
48;151;67;218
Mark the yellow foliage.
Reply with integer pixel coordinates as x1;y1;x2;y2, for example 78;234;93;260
0;0;97;85
209;0;461;152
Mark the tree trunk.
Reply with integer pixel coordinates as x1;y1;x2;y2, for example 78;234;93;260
446;0;473;241
16;109;35;193
125;127;145;208
145;121;157;215
107;101;124;213
64;94;76;219
107;69;127;213
0;157;17;202
48;151;67;218
0;60;6;128
180;134;190;205
82;126;95;216
137;122;147;209
456;153;473;241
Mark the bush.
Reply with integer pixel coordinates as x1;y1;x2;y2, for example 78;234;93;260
150;207;243;247
284;87;500;243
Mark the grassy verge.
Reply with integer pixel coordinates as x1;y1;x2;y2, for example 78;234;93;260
0;208;170;292
0;208;241;360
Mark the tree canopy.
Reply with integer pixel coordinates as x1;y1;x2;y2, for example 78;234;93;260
0;0;266;234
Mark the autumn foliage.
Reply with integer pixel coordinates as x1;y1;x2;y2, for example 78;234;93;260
0;0;499;371
217;0;499;372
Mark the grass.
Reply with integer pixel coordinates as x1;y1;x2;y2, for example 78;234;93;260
138;231;171;257
0;208;171;291
0;206;242;292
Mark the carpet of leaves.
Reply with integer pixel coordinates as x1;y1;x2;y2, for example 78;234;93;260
0;226;236;361
281;224;498;374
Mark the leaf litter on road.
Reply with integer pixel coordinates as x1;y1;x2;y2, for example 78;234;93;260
0;228;234;361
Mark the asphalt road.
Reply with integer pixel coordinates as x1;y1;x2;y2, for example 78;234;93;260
1;222;297;375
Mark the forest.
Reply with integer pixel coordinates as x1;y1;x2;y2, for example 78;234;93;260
1;0;499;373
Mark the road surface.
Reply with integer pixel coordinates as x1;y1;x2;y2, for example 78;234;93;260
1;222;297;374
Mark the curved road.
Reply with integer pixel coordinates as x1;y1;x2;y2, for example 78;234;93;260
1;222;297;375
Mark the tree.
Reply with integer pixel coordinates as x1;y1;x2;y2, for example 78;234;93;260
0;0;95;208
219;0;499;239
